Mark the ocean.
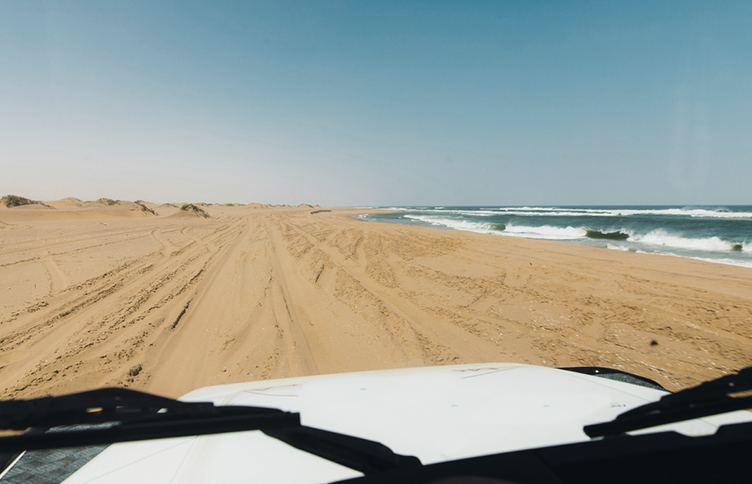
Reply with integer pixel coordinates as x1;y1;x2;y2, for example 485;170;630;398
359;206;752;268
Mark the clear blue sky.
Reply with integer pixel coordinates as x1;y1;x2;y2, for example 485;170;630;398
1;1;750;206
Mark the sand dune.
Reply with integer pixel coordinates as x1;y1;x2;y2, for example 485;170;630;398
1;204;751;399
0;198;157;221
48;197;85;208
170;204;211;219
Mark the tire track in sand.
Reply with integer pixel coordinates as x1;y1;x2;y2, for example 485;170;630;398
279;217;499;364
40;250;68;294
0;219;238;397
266;216;321;375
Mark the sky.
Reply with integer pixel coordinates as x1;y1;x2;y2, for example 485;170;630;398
1;1;751;206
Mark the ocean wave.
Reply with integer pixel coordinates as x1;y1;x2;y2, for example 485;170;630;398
633;230;742;253
585;229;630;241
401;214;749;254
410;209;500;217
483;207;752;219
503;225;586;240
691;257;752;268
490;209;616;217
639;208;752;219
369;207;751;268
403;215;502;234
606;244;633;252
387;206;752;219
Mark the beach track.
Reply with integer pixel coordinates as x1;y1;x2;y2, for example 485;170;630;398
1;206;751;398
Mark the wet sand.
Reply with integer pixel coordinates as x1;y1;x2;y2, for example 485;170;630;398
1;200;751;398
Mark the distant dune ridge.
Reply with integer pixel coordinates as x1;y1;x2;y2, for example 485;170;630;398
174;203;210;218
0;196;751;401
2;194;52;209
56;197;85;207
0;195;163;221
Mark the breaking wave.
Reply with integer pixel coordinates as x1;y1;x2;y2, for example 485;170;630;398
633;230;742;253
366;205;752;268
466;206;752;219
402;215;748;254
403;215;502;234
502;225;586;240
585;230;630;241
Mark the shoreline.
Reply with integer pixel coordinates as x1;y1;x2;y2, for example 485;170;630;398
1;203;751;398
356;206;752;269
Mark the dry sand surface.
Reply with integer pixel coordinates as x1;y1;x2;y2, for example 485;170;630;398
1;200;751;399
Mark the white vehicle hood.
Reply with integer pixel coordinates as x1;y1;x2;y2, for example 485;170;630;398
62;363;752;484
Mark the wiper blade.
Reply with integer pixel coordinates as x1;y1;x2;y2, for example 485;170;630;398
264;426;421;474
0;387;298;452
585;366;752;438
0;388;422;474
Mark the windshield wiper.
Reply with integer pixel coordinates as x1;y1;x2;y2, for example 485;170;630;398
584;365;752;438
0;387;298;452
264;426;421;474
0;388;421;474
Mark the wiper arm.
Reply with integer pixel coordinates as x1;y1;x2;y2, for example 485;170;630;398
0;387;299;452
264;426;421;474
585;366;752;438
0;388;421;474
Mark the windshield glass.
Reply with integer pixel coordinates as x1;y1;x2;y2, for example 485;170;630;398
1;4;751;483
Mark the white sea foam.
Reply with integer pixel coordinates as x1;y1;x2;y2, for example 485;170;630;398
386;206;752;219
613;250;752;269
475;206;752;219
667;254;752;268
403;215;501;234
413;209;499;217
633;230;738;252
373;206;752;268
490;209;611;217
637;208;752;219
503;225;586;240
691;257;752;268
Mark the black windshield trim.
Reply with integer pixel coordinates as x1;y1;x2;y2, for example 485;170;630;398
558;367;667;391
584;366;752;438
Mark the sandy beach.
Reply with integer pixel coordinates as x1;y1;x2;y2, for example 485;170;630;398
1;199;751;399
